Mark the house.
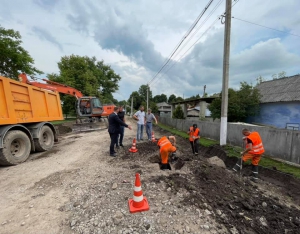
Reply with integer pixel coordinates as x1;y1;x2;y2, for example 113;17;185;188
156;102;171;117
187;106;212;117
249;74;300;129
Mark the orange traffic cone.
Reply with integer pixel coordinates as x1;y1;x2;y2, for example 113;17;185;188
151;131;157;142
129;138;138;153
128;173;150;213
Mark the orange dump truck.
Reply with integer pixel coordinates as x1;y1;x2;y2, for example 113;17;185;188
0;75;63;165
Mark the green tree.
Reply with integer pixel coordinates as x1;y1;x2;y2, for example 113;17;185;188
138;85;152;101
208;82;261;122
175;96;184;102
168;94;177;103
149;101;159;114
128;91;143;110
172;105;185;119
0;25;42;79
62;95;76;118
153;94;167;103
272;71;286;80
48;55;121;116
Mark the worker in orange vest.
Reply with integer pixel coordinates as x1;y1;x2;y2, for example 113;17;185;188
157;136;177;170
233;128;265;182
187;124;200;155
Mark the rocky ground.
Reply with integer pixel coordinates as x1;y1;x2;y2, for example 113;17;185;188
0;119;299;234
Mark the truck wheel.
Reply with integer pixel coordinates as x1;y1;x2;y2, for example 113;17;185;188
0;130;31;166
34;126;54;152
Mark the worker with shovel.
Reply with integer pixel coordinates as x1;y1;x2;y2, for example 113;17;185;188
157;136;177;170
232;128;265;182
188;124;200;155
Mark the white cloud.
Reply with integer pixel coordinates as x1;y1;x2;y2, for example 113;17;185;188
0;0;299;101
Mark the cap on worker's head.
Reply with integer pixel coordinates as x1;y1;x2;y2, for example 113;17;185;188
193;124;197;128
148;108;151;111
171;146;176;152
242;128;250;133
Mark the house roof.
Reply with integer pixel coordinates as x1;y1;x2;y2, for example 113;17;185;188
156;102;170;107
256;74;300;103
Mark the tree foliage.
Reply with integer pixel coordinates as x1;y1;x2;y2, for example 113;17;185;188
172;105;185;119
153;94;167;103
48;55;121;116
168;94;177;103
149;101;159;114
128;91;143;110
0;25;42;79
208;82;261;122
138;85;152;101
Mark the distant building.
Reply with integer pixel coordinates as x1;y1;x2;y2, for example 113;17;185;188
157;102;171;117
187;106;211;117
248;74;300;129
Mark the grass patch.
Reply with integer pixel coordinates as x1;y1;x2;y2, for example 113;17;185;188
224;145;300;179
156;123;217;147
157;123;300;179
51;118;76;125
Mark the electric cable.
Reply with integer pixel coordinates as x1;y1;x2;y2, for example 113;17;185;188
147;0;215;86
232;16;300;38
149;0;241;87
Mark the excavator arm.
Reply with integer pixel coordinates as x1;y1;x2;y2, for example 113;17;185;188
18;73;83;98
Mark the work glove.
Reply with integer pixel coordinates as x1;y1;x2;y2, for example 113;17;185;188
240;152;244;156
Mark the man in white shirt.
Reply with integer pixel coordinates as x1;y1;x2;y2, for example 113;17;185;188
133;105;146;141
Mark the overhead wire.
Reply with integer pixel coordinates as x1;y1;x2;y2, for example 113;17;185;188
149;0;224;87
232;16;300;38
149;0;241;87
147;0;215;86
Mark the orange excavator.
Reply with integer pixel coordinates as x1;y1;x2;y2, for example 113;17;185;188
18;73;115;120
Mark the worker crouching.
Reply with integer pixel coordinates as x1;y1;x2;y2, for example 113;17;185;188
233;128;265;182
157;136;177;170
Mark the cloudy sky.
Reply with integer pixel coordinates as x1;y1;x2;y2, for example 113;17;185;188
1;0;300;101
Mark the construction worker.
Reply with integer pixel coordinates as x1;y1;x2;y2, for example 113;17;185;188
187;124;200;155
157;136;177;170
233;128;265;182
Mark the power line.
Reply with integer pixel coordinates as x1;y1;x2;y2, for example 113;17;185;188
147;0;215;86
149;0;241;87
232;16;300;38
174;0;224;59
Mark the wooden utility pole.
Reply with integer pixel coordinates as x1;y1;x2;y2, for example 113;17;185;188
130;96;133;117
147;85;149;110
220;0;232;145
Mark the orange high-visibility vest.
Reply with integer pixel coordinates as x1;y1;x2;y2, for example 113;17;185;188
246;132;264;154
157;136;176;164
189;127;200;141
157;136;172;148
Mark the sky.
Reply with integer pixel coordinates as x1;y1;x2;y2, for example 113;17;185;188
1;0;300;102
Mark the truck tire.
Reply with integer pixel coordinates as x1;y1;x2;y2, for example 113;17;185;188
0;130;31;166
34;126;54;152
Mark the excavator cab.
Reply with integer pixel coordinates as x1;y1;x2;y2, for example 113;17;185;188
76;97;103;117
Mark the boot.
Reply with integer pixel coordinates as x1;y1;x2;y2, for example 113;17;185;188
251;165;259;182
232;158;243;172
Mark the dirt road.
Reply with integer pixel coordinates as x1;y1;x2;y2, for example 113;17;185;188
0;119;299;234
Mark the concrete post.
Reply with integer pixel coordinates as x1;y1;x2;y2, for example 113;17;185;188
199;101;206;119
183;103;187;118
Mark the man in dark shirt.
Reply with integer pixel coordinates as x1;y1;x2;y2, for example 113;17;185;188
108;106;132;157
116;106;126;148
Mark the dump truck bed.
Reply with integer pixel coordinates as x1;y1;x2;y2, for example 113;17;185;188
0;76;64;125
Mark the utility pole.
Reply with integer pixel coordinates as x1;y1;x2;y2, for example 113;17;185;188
220;0;232;145
130;96;133;117
203;85;206;97
147;85;149;110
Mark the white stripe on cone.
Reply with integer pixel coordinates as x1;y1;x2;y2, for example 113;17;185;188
134;186;141;191
133;195;144;202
